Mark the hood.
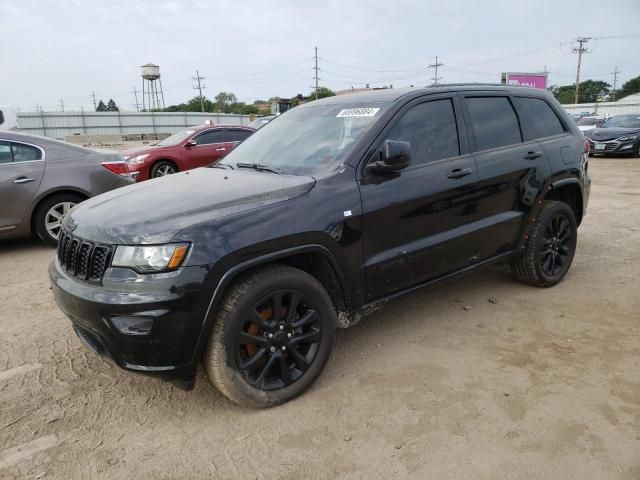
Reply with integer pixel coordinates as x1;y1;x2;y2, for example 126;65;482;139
584;127;640;141
121;144;173;158
65;167;315;244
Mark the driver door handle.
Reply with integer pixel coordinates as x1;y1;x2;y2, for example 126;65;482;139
447;168;472;179
524;151;543;160
13;177;35;184
216;147;226;151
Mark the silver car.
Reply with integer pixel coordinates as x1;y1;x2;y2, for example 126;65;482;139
0;132;134;245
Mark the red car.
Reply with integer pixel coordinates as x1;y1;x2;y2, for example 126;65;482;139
123;124;255;181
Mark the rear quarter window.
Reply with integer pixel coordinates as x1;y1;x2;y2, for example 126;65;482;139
513;97;565;139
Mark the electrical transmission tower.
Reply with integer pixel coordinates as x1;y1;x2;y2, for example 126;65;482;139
610;67;620;101
192;70;206;112
428;56;444;85
571;37;592;104
131;86;141;112
58;98;65;112
90;91;98;111
312;46;322;99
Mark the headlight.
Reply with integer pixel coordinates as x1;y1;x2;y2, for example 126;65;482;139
112;243;190;273
126;154;150;165
617;135;639;142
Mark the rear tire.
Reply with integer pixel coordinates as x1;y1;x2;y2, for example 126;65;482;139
204;265;336;408
33;193;85;246
151;160;178;178
510;200;577;288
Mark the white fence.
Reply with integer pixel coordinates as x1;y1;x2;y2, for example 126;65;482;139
561;102;640;116
17;111;251;139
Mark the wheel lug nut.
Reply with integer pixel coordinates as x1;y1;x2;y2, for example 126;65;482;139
268;333;273;339
270;346;276;353
287;333;292;338
281;346;287;351
279;325;284;330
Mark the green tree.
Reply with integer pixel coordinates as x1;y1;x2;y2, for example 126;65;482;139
312;86;335;100
214;92;238;113
553;80;610;104
616;75;640;101
106;99;119;111
96;100;107;112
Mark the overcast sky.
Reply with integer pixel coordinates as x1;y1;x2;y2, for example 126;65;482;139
1;0;639;111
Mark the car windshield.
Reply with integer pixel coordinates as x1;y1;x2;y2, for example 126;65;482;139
156;127;197;146
603;115;640;128
219;102;389;175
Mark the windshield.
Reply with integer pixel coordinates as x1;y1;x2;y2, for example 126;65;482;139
603;115;640;128
156;127;197;146
220;103;389;175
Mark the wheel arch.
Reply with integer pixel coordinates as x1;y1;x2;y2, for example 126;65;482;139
29;188;89;233
150;158;180;175
544;178;584;226
190;244;352;365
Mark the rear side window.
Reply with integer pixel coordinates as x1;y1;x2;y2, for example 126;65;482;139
387;99;460;166
0;141;12;164
12;143;42;162
195;130;225;145
513;97;565;139
226;129;252;143
465;97;522;151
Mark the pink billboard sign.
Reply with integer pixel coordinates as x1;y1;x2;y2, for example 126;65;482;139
504;73;548;89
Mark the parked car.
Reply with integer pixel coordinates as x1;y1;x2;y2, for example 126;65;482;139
122;124;255;181
583;113;640;156
248;115;276;129
0;131;133;245
576;115;606;132
50;85;590;407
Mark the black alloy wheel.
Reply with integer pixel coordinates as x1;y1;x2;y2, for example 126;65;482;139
540;214;572;276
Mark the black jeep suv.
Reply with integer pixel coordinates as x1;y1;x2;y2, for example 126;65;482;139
50;85;590;407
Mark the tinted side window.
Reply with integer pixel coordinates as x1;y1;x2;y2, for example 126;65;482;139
11;143;42;162
387;99;459;166
466;97;522;151
195;130;225;145
226;129;252;143
513;97;565;139
0;141;13;164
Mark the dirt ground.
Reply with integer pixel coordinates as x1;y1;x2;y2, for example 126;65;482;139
1;157;639;479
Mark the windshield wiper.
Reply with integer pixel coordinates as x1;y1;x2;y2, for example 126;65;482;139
211;163;235;170
235;163;282;174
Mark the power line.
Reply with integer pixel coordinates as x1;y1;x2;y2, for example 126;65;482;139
428;56;444;85
572;37;592;103
192;70;206;112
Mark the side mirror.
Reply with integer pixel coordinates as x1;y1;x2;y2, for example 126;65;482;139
184;139;197;148
369;139;411;174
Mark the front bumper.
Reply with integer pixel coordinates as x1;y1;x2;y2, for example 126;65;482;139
587;138;638;155
49;258;209;388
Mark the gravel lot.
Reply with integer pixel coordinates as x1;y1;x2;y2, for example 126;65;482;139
1;157;639;479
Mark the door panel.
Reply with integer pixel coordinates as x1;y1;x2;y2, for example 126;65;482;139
0;141;45;231
183;129;226;168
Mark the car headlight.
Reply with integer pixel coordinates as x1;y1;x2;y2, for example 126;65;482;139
126;154;150;165
617;135;639;142
112;243;190;273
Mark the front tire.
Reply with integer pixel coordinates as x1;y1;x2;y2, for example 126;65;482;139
510;200;577;287
150;160;178;178
33;193;84;246
204;265;337;408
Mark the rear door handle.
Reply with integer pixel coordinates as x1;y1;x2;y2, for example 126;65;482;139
216;147;226;151
13;177;35;184
447;168;472;179
524;151;543;160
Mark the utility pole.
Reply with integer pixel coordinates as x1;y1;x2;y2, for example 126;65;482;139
192;70;206;112
572;37;591;104
58;98;65;112
313;46;320;99
131;86;141;112
428;56;444;85
610;67;620;101
90;91;98;111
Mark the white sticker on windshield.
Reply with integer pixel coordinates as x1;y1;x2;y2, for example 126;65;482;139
336;108;380;118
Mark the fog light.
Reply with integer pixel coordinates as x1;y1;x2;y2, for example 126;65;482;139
620;144;632;149
110;309;168;335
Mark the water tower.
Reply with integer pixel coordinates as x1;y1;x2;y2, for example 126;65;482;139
141;63;165;111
